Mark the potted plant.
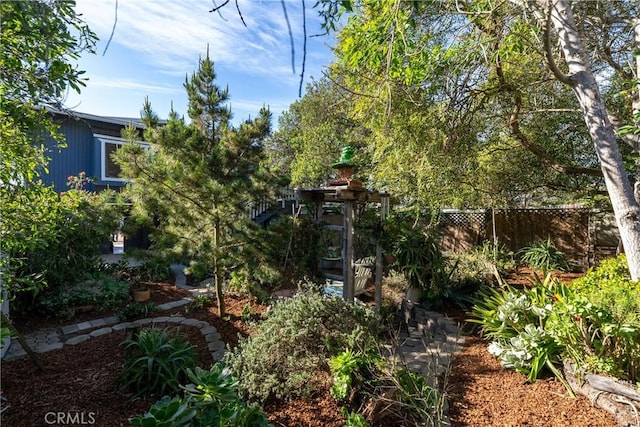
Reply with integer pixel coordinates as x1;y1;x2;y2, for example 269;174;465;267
132;283;151;302
387;223;444;304
320;247;343;270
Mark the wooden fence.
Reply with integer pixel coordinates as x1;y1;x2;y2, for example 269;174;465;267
437;208;620;271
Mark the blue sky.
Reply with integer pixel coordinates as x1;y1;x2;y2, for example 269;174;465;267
65;0;336;127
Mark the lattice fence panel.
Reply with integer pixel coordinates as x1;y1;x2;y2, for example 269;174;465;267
437;208;593;270
438;210;489;253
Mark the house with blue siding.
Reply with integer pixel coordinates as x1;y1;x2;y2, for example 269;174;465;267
43;109;148;192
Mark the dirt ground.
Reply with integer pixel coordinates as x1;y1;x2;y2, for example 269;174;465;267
1;272;619;426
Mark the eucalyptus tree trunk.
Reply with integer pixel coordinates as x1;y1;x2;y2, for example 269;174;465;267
538;0;640;280
633;17;640;202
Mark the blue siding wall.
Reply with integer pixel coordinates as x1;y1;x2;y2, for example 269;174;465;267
42;114;132;192
43;118;95;192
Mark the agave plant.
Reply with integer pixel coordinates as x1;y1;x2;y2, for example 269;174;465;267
519;238;570;273
118;327;197;398
130;396;197;427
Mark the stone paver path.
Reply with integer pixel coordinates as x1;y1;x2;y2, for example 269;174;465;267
397;308;465;380
394;305;466;426
3;297;226;362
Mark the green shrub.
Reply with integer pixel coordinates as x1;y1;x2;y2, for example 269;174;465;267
130;396;197;427
111;260;172;286
182;364;271;427
329;345;383;401
470;276;573;394
118;327;197;398
473;258;640;387
183;295;215;314
570;255;639;325
519;238;570;272
449;240;516;280
182;364;239;406
343;411;370;427
35;276;130;319
391;226;443;290
546;255;639;382
330;338;443;426
225;289;381;402
9;188;126;300
118;302;158;321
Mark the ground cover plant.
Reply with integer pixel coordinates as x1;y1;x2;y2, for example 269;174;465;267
471;254;640;389
34;275;130;319
224;286;453;426
131;363;271;427
519;238;571;274
447;240;516;283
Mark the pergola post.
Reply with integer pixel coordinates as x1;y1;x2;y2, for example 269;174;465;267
375;195;388;309
343;200;355;303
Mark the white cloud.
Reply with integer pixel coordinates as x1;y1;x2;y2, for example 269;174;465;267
84;76;181;94
69;0;334;127
76;0;324;82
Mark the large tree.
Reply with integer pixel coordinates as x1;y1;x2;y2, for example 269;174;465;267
317;0;640;277
116;52;272;316
529;0;640;279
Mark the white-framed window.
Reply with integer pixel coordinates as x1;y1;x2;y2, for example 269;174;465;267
95;134;149;182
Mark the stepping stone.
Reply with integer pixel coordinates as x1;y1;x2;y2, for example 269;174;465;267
4;347;27;359
34;342;64;353
66;335;91;345
89;318;106;328
61;324;79;335
205;333;222;343
76;321;93;331
151;316;175;324
207;340;225;352
102;316;120;326
211;349;226;361
112;322;133;331
89;327;112;337
200;326;218;335
180;318;203;327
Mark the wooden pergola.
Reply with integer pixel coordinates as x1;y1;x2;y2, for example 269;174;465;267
299;186;390;308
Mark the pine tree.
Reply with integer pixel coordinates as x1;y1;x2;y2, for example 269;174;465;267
117;51;272;316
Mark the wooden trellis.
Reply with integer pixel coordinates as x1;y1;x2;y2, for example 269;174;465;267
299;187;390;307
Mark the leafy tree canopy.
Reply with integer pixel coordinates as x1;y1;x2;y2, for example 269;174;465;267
300;0;639;209
267;77;371;187
1;0;98;295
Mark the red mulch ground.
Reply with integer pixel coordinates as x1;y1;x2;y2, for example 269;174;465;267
1;271;620;426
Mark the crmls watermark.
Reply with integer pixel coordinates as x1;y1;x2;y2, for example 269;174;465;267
44;411;97;425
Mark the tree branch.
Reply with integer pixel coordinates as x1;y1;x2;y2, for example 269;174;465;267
508;93;602;177
608;111;640;150
209;0;229;14
543;2;573;86
299;0;307;98
493;38;602;177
